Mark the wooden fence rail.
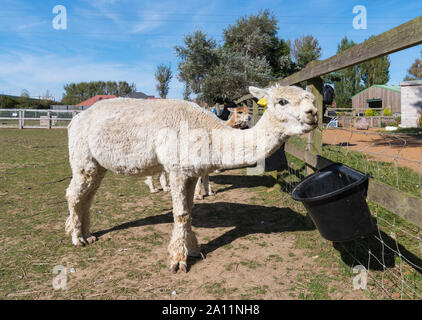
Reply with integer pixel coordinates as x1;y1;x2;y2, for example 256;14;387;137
285;142;422;228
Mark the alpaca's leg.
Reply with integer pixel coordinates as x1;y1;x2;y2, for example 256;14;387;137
168;173;200;273
66;165;106;247
159;172;170;192
202;174;214;196
194;176;203;200
144;176;159;193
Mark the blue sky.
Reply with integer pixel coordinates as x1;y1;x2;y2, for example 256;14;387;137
0;0;421;101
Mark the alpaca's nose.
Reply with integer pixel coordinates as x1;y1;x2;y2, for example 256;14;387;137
305;106;317;116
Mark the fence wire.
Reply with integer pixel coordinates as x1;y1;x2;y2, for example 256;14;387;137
284;124;422;300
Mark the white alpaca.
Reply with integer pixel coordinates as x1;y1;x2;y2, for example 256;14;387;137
144;172;170;193
194;105;251;200
145;106;250;195
65;84;317;273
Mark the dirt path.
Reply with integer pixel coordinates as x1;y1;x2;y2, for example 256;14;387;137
323;128;422;173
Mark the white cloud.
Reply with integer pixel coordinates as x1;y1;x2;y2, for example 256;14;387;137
0;52;161;101
16;21;46;31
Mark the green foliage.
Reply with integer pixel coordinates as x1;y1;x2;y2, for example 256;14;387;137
329;37;363;109
175;10;300;103
201;47;273;102
175;30;219;98
360;36;390;87
360;55;390;87
0;95;57;109
288;35;322;70
223;10;294;78
155;64;173;98
61;81;136;105
327;36;390;108
365;109;375;116
383;107;392;116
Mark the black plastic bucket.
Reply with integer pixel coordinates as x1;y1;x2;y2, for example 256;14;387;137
291;163;375;242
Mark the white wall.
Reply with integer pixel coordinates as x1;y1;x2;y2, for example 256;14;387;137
400;80;422;128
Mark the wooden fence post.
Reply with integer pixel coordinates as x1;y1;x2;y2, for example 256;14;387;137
47;111;51;129
18;110;23;129
306;77;324;174
252;100;259;125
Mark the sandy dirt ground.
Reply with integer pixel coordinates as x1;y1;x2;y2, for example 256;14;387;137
26;171;367;300
322;128;422;173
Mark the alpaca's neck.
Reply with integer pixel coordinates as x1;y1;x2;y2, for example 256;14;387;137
213;110;288;169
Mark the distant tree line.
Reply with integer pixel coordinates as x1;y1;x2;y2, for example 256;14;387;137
0;95;57;109
61;81;136;105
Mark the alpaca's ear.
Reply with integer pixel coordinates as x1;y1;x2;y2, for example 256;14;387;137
227;107;236;113
249;86;268;99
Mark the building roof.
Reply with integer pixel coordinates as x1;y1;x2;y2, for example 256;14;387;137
125;91;155;99
352;84;401;98
76;95;117;107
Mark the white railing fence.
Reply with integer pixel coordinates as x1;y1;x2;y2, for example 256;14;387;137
0;109;82;129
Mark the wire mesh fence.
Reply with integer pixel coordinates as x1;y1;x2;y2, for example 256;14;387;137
281;124;422;300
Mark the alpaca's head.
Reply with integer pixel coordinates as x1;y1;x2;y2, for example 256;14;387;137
227;106;251;128
249;84;318;136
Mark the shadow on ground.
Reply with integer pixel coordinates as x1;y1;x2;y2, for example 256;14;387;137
94;201;315;269
210;164;307;194
332;225;422;274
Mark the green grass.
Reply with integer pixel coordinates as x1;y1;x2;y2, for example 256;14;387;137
382;127;422;135
1;128;420;300
271;136;422;299
0;129;173;299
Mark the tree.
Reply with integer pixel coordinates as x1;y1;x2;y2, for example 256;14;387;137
20;89;30;98
61;81;136;104
223;10;293;78
175;11;296;104
155;64;173;98
360;36;390;87
329;37;363;109
360;55;390;87
175;30;219;99
201;47;273;103
42;89;53;100
404;50;422;80
288;35;322;70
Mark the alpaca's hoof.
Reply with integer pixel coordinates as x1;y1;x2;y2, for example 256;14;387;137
86;235;97;244
163;187;171;192
73;235;97;247
194;195;203;200
170;261;188;273
179;262;188;273
150;189;159;193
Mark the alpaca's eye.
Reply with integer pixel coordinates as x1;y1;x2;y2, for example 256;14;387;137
278;98;289;106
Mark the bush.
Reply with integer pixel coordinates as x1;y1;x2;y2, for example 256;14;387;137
365;109;375;116
383;107;392;116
